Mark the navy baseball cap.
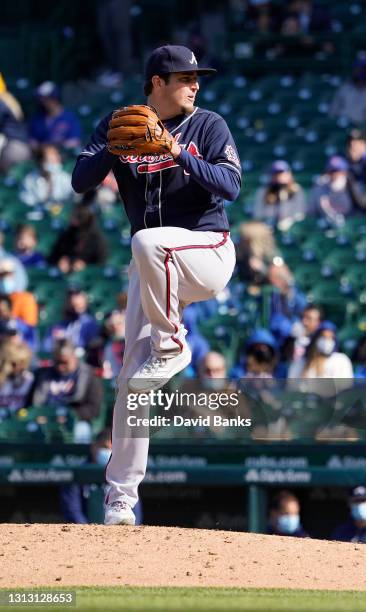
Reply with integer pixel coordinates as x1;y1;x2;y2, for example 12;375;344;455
350;486;366;501
318;320;337;334
271;160;290;173
144;45;217;80
326;155;349;172
246;328;278;351
35;81;61;100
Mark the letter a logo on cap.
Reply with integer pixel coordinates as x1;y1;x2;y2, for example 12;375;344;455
189;52;197;65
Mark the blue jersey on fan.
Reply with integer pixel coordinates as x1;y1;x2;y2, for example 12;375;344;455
73;107;242;236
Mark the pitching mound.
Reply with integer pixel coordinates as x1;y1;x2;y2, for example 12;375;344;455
0;524;365;590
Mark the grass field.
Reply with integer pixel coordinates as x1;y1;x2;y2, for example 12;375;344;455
1;587;366;611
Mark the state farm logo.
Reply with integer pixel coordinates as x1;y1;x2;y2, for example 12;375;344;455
118;134;202;174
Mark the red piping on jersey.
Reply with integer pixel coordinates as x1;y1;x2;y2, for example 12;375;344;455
163;232;229;351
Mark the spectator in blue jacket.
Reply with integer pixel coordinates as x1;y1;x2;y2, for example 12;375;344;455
43;287;99;354
268;490;309;537
14;225;46;268
182;304;210;376
29;81;81;150
231;328;278;380
347;129;366;186
332;487;366;543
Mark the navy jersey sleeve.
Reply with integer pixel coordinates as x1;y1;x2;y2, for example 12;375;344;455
71;114;117;193
174;114;242;201
203;115;242;175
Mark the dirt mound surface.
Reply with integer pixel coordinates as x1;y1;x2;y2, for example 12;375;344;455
0;524;365;590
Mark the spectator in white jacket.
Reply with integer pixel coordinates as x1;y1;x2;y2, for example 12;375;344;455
288;321;353;395
19;144;73;208
253;160;306;231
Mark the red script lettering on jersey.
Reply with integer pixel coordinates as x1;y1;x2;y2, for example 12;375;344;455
119;139;202;174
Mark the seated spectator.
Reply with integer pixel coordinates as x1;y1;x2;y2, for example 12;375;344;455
19;145;74;208
330;57;366;126
29;339;102;425
268;261;307;339
48;205;108;273
9;290;38;328
197;351;229;391
0;339;34;412
0;294;38;351
332;486;366;543
244;0;283;33
0;232;28;293
43;286;99;354
285;0;331;33
0;72;30;174
86;309;126;379
288;321;353;393
268;490;309;537
182;304;210;376
308;156;357;223
29;81;81;150
244;329;278;379
176;351;250;439
253;160;306;231
347;129;366;186
236;221;278;286
0;241;38;327
231;328;278;380
13;225;46;268
291;304;324;362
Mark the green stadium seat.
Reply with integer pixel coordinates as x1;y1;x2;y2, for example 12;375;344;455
277;391;333;439
332;387;366;439
337;326;364;357
293;263;321;291
323;248;358;274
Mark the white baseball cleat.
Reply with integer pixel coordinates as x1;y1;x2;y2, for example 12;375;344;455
128;348;192;393
104;500;136;526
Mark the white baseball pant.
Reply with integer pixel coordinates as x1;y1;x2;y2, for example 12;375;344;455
105;226;236;508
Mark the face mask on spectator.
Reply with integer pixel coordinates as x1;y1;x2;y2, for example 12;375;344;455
0;277;16;294
351;502;366;521
202;378;226;391
277;514;300;534
316;337;335;356
96;447;111;466
43;162;62;173
330;175;347;191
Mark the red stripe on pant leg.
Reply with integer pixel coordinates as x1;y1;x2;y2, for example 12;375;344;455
164;252;171;318
164;250;183;353
170;231;229;253
162;233;230;354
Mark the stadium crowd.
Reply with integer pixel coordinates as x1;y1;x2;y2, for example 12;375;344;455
1;67;366;432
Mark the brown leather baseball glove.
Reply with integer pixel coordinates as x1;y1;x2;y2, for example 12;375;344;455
107;105;175;156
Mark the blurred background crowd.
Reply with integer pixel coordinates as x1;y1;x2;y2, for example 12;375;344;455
1;0;366;532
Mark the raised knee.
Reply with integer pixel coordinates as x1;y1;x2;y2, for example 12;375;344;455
131;229;163;259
